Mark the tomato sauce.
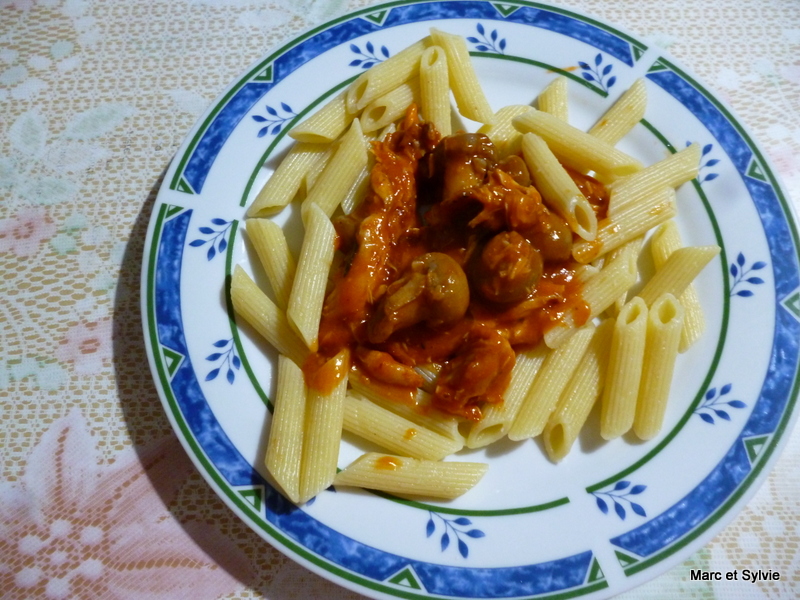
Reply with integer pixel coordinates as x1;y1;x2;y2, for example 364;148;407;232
304;106;603;421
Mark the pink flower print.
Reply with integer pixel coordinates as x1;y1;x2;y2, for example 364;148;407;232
55;320;113;375
0;207;57;258
0;410;256;599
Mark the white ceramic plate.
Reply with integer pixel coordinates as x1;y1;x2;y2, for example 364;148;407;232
141;2;800;598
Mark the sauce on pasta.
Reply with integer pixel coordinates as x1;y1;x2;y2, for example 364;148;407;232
305;106;606;420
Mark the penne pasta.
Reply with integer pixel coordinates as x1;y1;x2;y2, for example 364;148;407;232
343;392;463;460
349;372;464;442
360;80;420;133
544;248;637;348
334;452;488;499
521;132;598;241
512;108;643;182
607;143;700;216
466;343;549;448
245;218;296;310
265;355;307;503
651;220;705;352
542;319;614;461
247;141;330;217
430;28;494;124
301;118;368;217
509;324;596;441
346;38;429;113
419;45;451;136
230;265;308;367
299;349;350;503
636;245;720;308
289;90;355;144
477;104;529;158
572;187;677;263
589;78;647;145
600;297;648;440
633;294;684;440
286;202;336;352
537;76;568;121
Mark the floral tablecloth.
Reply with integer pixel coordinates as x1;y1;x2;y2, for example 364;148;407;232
1;0;798;598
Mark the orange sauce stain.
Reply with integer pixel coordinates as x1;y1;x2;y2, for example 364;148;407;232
403;428;418;441
375;455;403;470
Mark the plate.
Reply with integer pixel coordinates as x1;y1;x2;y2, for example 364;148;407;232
141;1;800;598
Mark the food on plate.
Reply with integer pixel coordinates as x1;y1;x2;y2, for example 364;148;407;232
230;30;719;503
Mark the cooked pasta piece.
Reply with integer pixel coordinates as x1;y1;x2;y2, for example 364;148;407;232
466;343;549;448
265;355;307;503
301;118;368;217
543;319;614;461
537;76;568;121
286;203;336;352
245;218;296;310
289;90;355;144
633;294;684;440
521;132;597;241
247;141;330;217
299;349;350;503
509;324;596;441
348;373;464;442
346;38;429;113
512;108;642;182
607;143;700;216
419;45;451;136
360;80;420;133
343;392;463;460
636;245;720;307
572;187;676;263
544;248;637;348
429;28;494;124
600;297;648;440
588;78;647;145
230;266;308;367
477;104;529;158
651;220;705;352
334;452;488;499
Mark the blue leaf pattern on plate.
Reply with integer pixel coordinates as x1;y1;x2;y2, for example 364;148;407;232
467;23;506;54
425;512;485;558
578;53;616;92
189;218;232;261
688;141;720;183
205;338;241;384
729;252;767;297
252;102;296;137
349;41;391;69
591;481;647;520
694;384;747;424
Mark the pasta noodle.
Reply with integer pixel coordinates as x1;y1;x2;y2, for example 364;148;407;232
651;220;705;351
429;28;494;124
419;45;451;136
245;218;296;310
537;76;568;121
286;202;336;352
588;78;647;145
512;108;643;182
600;297;647;440
265;355;307;503
633;294;684;440
521;132;598;241
334;452;488;499
542;319;614;461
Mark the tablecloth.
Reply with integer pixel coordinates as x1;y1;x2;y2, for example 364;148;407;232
1;0;798;598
